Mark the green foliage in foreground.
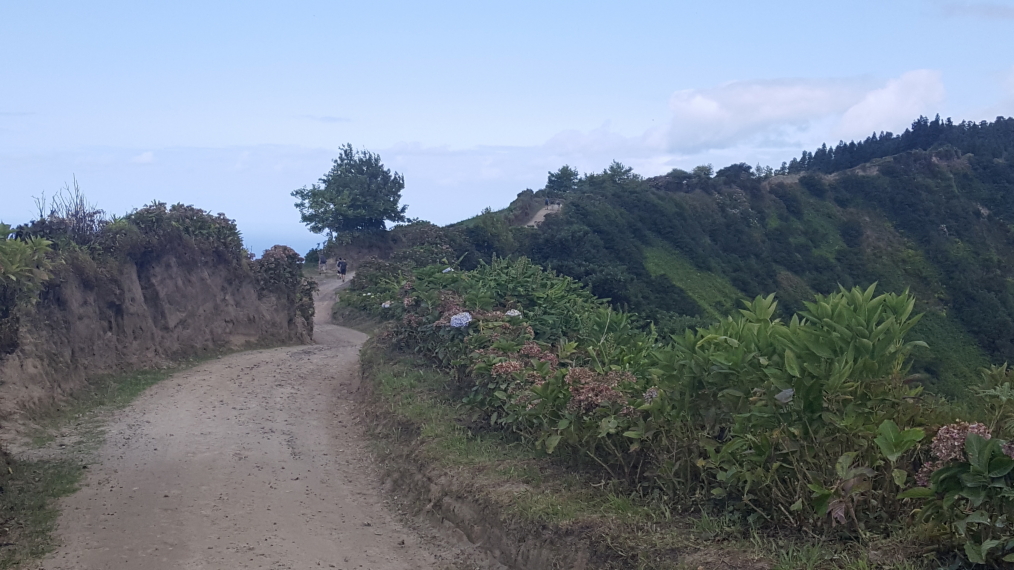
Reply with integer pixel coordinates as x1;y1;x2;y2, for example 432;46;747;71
361;345;933;569
0;224;53;355
345;256;1014;567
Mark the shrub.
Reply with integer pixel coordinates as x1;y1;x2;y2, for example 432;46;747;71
0;223;53;354
254;245;316;335
346;256;1014;564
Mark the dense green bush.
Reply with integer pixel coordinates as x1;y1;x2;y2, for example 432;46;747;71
253;245;316;336
345;256;1014;565
0;223;53;354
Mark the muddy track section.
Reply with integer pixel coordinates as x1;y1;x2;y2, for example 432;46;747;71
33;274;487;570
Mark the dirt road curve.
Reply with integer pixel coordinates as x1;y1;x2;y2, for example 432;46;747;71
35;274;481;570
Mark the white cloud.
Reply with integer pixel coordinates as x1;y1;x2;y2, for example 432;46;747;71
130;151;154;164
941;1;1014;19
528;71;947;162
834;70;946;140
663;78;873;152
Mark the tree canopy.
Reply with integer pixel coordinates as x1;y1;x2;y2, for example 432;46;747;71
292;144;408;240
545;165;579;195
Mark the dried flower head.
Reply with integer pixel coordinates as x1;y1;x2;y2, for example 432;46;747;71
565;368;635;414
916;421;994;486
643;387;659;404
491;360;523;377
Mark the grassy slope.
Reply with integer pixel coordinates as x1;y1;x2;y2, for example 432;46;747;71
642;245;742;319
641;215;985;399
637;185;987;399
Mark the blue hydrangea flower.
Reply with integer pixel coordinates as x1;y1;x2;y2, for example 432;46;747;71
442;267;455;273
449;312;472;328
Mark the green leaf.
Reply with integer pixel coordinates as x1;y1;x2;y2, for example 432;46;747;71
556;418;570;430
982;539;1002;560
892;469;908;487
790;498;803;511
812;493;831;516
897;487;934;499
493;390;508;400
964;510;991;525
878;419;902;440
965;541;986;564
835;452;857;480
875;420;911;463
544;435;562;454
784;349;801;378
901;427;925;443
966;433;993;472
989;455;1014;478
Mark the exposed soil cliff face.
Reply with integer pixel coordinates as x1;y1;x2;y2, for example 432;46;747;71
0;253;311;422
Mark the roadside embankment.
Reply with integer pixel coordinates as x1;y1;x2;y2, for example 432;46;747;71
0;204;314;427
352;336;777;570
0;252;311;425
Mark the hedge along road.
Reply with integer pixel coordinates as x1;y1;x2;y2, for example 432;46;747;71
34;272;483;570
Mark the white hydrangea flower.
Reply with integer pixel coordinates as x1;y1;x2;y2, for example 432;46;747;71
505;309;522;317
381;301;392;309
442;267;454;273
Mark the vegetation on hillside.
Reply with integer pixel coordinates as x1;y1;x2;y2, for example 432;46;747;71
324;119;1014;398
782;115;1014;175
342;255;1014;566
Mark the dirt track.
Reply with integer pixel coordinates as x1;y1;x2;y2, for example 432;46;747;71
34;274;483;570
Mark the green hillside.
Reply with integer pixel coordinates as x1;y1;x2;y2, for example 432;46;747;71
641;245;741;319
514;147;1014;397
341;116;1014;400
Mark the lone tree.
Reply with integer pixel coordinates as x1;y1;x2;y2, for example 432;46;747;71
292;144;408;242
545;165;579;195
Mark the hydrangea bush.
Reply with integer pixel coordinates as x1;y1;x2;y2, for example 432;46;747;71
343;256;1014;563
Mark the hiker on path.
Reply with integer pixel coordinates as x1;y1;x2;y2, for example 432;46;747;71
338;258;348;282
318;255;327;273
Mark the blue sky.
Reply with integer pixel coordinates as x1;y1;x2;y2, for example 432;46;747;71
2;0;1013;254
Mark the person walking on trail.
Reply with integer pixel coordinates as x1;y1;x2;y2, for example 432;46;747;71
338;258;348;282
318;255;327;273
